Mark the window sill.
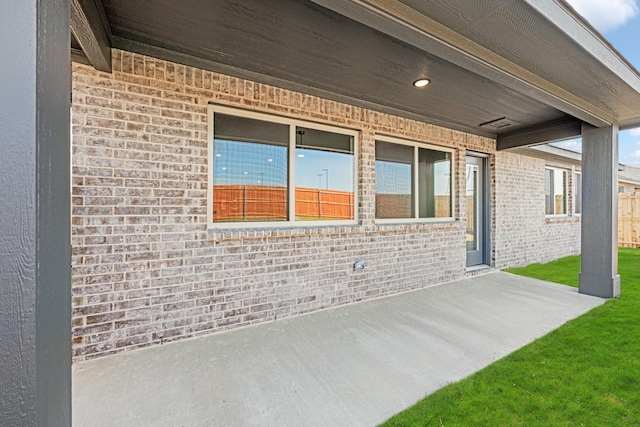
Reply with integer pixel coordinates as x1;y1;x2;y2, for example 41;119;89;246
208;219;358;231
375;218;456;226
544;215;579;224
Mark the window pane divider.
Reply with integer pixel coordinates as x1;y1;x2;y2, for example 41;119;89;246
414;146;419;219
288;125;296;223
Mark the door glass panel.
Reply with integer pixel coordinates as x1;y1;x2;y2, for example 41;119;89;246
466;163;478;252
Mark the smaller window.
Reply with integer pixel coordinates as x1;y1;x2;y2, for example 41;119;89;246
375;137;453;221
574;172;582;215
618;185;625;194
545;168;567;216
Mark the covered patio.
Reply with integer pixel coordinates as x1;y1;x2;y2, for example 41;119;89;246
73;272;603;426
4;1;640;424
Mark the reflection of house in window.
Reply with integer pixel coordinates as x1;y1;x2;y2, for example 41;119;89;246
375;138;453;220
210;108;356;226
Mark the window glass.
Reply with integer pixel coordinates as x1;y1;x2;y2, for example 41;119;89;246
295;127;354;220
213;113;288;222
375;140;452;220
375;141;414;218
545;168;567;215
418;148;452;218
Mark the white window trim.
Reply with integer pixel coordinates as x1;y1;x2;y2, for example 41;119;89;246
374;134;456;224
544;166;569;218
207;104;359;229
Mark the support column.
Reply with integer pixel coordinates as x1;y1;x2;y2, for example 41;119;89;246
0;0;71;425
579;123;620;298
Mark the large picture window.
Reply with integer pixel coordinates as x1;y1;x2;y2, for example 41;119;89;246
209;106;356;227
545;168;568;216
375;137;453;221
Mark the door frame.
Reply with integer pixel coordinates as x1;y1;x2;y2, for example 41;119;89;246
466;152;491;267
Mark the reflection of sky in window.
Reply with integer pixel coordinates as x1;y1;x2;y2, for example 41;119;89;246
295;148;353;191
433;161;451;196
466;164;476;195
213;139;287;186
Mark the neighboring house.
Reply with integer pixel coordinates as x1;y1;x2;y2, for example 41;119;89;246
7;2;640;420
517;144;640;197
619;166;640;194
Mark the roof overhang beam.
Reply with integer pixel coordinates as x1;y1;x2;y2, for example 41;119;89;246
70;0;112;72
497;117;582;150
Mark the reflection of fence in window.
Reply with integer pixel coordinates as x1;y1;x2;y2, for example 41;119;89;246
465;195;474;239
375;194;451;219
212;185;354;222
375;194;411;218
213;185;287;222
295;188;354;220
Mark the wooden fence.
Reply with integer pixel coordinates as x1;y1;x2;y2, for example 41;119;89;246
619;193;640;248
375;194;452;219
212;185;354;221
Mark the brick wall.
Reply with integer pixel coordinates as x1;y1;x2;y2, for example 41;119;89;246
493;152;581;269
71;49;580;361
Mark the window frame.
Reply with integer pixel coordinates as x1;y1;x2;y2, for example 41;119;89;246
207;104;359;229
574;171;582;216
544;166;569;217
374;135;456;224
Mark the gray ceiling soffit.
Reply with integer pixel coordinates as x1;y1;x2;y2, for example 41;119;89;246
96;0;640;141
104;0;572;137
113;36;495;139
310;0;614;127
394;0;640;127
71;0;112;72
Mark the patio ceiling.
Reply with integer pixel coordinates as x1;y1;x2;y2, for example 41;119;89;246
71;0;640;149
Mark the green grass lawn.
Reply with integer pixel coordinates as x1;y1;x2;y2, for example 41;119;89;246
381;248;640;427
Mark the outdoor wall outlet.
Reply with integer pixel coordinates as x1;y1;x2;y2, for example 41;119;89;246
354;260;365;270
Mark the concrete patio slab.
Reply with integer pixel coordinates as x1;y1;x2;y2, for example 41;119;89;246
73;272;604;427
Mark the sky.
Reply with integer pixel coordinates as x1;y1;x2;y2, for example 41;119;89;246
551;0;640;166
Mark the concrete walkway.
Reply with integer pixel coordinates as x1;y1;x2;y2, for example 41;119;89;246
73;272;604;427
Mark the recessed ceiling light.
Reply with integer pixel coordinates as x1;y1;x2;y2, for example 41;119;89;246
222;167;226;170
268;158;273;162
297;154;305;158
413;78;430;88
215;153;221;157
244;171;248;175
